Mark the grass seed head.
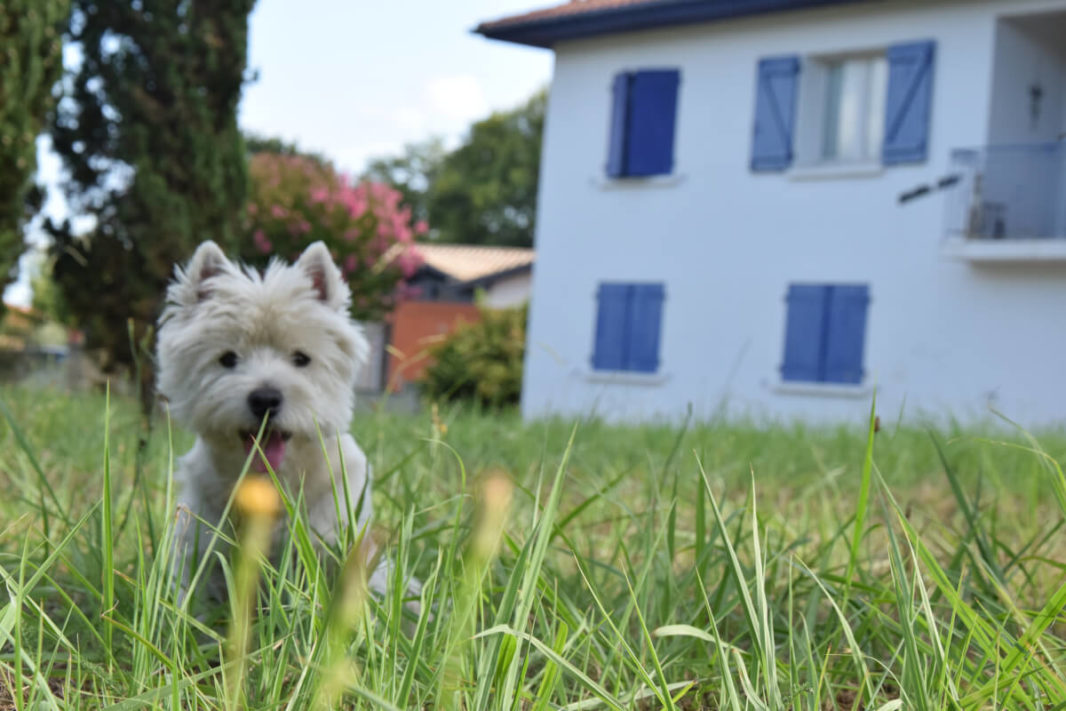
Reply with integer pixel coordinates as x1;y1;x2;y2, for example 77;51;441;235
235;475;281;520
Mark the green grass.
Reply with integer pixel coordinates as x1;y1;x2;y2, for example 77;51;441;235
1;384;1065;709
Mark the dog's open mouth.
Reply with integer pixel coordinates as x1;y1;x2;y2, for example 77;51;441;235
241;429;293;472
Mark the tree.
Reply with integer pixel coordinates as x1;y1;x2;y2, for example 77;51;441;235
428;89;545;248
361;137;446;229
246;133;330;168
44;0;256;403
359;89;546;248
243;151;423;320
0;0;69;315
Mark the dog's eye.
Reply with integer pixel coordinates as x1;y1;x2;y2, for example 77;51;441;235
292;351;311;367
219;351;239;368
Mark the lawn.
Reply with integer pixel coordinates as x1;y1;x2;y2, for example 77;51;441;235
1;385;1065;709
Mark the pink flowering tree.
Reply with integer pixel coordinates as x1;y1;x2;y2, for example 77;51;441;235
243;152;425;320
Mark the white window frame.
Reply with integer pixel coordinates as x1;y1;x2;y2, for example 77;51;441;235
794;50;888;171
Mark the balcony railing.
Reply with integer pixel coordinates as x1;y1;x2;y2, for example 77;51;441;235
945;142;1066;241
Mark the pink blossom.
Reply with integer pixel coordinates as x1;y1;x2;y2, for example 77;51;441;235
344;254;358;274
397;247;422;279
287;219;311;237
340;187;368;218
253;229;272;254
414;220;428;235
270;204;287;219
310;187;329;204
371;234;390;254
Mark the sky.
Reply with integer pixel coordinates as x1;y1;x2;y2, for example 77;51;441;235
239;0;553;174
8;0;553;306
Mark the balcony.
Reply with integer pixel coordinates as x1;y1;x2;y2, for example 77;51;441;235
943;142;1066;263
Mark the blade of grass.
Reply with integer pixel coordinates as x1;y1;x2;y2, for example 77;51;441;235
101;382;115;672
475;426;576;710
846;393;878;589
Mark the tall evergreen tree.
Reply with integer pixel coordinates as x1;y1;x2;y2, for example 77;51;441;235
0;0;69;314
45;0;256;401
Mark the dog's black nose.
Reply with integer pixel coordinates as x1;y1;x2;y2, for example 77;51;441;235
248;387;283;421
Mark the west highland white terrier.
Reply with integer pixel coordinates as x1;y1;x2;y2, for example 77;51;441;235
156;240;387;599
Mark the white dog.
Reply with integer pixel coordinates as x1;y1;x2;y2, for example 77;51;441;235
156;240;386;599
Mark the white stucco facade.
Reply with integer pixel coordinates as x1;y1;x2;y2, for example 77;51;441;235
519;0;1066;425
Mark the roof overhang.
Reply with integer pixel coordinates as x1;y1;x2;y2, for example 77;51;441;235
415;261;533;289
477;0;873;49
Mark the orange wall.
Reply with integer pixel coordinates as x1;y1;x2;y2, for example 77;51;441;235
387;301;481;391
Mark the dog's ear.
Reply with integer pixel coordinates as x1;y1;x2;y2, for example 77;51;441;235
296;241;350;310
176;241;231;304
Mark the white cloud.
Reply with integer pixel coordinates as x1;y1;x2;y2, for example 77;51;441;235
425;74;488;124
391;107;428;134
323;75;490;174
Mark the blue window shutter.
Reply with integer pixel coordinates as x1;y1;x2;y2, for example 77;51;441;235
883;40;936;165
823;285;870;384
593;283;630;370
626;70;680;177
626;284;665;373
781;285;828;382
607;73;632;178
751;56;800;172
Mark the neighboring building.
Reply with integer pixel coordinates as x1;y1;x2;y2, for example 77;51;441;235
0;304;81;387
386;244;534;390
406;244;534;308
478;0;1066;425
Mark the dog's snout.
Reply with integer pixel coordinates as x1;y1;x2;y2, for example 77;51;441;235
248;386;283;420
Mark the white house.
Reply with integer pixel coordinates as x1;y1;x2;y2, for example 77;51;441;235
477;0;1066;425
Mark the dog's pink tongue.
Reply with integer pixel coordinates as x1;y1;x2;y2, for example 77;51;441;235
244;432;287;472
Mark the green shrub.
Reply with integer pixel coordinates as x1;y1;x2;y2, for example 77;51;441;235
421;303;526;407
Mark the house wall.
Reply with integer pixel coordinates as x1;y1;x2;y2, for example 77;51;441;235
483;272;532;308
387;301;480;391
354;321;388;393
987;14;1066;145
983;12;1066;237
522;0;1066;425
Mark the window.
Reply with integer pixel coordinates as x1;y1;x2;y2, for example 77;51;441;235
751;40;935;172
592;283;665;373
781;284;869;384
819;55;887;163
607;69;680;178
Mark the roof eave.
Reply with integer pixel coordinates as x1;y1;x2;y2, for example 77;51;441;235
476;0;873;49
456;262;534;290
416;261;534;285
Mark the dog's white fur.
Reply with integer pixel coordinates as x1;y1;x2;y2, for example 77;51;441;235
157;240;382;597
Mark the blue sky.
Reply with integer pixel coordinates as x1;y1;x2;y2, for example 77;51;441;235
10;0;552;306
240;0;553;173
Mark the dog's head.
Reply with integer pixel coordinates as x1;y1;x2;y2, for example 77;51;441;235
156;241;369;471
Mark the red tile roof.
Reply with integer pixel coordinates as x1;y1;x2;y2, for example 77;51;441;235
414;244;535;283
386;243;535;284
